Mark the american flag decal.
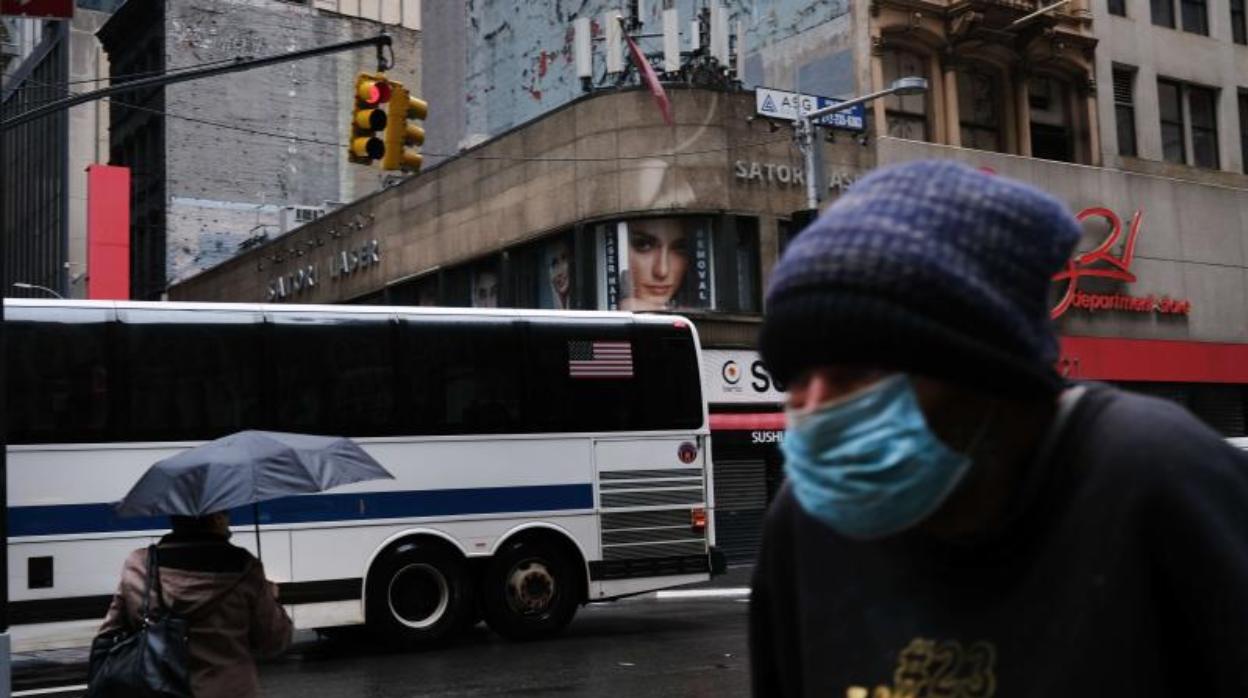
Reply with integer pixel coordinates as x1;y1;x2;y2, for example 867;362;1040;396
568;340;634;379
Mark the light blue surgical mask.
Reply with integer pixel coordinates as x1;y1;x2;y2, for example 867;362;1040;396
781;374;988;540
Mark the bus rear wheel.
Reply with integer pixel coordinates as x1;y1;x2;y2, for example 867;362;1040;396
366;540;473;647
481;539;579;641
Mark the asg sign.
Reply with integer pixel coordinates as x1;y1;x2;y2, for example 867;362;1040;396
1051;207;1192;319
701;350;783;405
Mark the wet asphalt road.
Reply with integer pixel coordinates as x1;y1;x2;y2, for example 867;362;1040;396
14;571;752;697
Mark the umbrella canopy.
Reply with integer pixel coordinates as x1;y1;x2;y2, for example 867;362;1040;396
115;430;394;518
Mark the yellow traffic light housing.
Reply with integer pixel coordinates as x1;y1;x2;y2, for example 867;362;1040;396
382;84;427;172
349;73;391;164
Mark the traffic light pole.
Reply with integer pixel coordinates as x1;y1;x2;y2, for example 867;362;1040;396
0;33;393;131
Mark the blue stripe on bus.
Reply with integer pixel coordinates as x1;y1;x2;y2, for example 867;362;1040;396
9;483;595;537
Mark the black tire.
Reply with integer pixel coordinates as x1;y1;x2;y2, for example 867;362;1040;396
481;538;580;641
366;540;474;647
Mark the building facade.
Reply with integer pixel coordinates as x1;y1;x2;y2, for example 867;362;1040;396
168;0;1248;562
97;0;421;300
2;3;117;299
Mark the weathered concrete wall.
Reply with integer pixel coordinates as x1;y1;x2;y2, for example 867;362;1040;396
880;138;1248;345
161;0;420;284
169;87;875;304
425;0;856;165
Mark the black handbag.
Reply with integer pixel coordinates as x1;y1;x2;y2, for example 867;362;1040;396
86;545;193;698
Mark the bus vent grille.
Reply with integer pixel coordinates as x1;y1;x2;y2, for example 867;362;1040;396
600;468;702;480
601;510;690;530
602;540;708;561
600;488;704;508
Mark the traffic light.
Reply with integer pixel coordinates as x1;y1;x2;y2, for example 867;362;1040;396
349;72;391;164
381;83;427;172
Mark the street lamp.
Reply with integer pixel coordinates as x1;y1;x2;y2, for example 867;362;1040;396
12;283;64;299
796;76;930;210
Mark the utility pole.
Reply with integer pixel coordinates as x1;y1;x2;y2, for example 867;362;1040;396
795;76;930;211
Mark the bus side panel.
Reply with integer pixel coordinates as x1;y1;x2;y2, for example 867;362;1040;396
589;435;711;599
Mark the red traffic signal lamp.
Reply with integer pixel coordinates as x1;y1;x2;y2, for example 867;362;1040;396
381;84;427;172
349;73;391;163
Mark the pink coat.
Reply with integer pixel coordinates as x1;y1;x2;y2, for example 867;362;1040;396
99;544;293;698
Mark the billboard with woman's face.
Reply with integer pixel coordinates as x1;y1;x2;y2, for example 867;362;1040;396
537;235;574;310
471;264;500;308
600;217;713;311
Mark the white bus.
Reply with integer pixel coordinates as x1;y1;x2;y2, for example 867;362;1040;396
5;299;723;650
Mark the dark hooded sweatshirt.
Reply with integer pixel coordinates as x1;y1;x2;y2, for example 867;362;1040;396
750;384;1248;697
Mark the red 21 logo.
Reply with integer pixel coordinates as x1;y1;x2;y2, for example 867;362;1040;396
1050;207;1144;319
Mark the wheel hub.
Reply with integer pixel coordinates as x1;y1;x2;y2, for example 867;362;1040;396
506;560;555;614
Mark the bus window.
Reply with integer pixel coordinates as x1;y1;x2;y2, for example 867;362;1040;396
6;306;113;444
524;319;634;433
266;312;398;437
401;317;525;435
631;325;703;431
119;308;263;442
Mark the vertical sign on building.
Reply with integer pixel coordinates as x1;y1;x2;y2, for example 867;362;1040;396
87;164;131;299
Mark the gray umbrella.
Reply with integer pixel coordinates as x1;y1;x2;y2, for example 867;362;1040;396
116;430;394;557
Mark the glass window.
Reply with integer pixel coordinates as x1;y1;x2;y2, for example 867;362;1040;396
120;309;263;442
1180;0;1208;34
714;217;760;314
1234;0;1247;44
267;312;397;437
1108;0;1127;15
1029;76;1074;162
631;324;704;431
402;317;524;435
519;320;703;433
1158;79;1186;164
523;320;636;433
1151;0;1175;26
1188;85;1219;169
881;49;930;142
508;232;579;310
6;306;112;444
959;69;1003;152
1113;67;1138;157
470;261;501;309
599;217;714;312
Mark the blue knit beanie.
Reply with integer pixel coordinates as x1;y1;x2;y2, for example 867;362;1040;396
760;160;1081;397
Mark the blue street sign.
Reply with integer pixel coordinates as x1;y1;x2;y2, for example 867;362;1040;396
812;97;865;132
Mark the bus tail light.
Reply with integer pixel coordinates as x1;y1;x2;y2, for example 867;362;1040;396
691;507;707;531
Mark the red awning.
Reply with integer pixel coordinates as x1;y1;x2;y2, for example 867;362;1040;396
1060;336;1248;383
710;412;786;431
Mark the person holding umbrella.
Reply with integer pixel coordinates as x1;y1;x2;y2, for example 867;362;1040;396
92;430;396;697
98;511;292;698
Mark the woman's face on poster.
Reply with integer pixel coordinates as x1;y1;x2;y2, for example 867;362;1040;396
625;219;688;310
548;242;571;298
473;270;499;308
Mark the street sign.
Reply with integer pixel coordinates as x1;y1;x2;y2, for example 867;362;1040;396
755;87;866;133
1;0;73;19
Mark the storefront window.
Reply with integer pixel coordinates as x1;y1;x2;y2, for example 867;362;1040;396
594;216;760;314
470;262;501;308
599;217;714;312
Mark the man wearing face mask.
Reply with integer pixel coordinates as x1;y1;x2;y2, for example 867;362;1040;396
750;160;1248;698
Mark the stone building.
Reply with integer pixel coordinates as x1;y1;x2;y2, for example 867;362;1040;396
98;0;420;299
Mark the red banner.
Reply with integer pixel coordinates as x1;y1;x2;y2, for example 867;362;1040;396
87;164;130;300
622;22;673;126
1;0;73;18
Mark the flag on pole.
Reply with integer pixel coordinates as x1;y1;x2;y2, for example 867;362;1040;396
620;17;674;127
